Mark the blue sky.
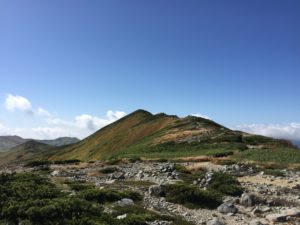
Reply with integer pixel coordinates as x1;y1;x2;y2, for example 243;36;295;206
0;0;300;141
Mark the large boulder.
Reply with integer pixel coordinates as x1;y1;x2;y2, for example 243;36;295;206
217;203;238;214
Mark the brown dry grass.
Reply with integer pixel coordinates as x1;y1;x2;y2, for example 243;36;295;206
154;128;209;144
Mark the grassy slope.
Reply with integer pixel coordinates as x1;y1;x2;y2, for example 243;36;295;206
50;110;178;161
1;109;299;166
50;109;299;165
0;141;56;166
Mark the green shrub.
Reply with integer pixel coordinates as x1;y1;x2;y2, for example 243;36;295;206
24;160;51;167
99;167;119;174
164;184;222;209
81;188;143;204
207;172;243;196
53;159;81;164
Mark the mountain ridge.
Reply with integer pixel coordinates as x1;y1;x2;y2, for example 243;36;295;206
0;136;80;152
0;109;298;166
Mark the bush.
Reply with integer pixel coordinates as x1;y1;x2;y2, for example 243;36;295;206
80;188;143;204
164;184;222;209
53;159;81;164
99;167;119;174
24;160;50;167
213;151;234;158
207;172;243;196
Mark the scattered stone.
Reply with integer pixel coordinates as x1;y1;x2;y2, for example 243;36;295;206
266;208;300;222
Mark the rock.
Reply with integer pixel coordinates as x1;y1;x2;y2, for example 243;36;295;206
252;206;271;215
113;172;125;180
248;220;265;225
149;185;165;197
207;218;225;225
51;170;60;176
240;193;261;207
117;198;134;207
117;214;127;219
217;203;238;214
266;208;300;222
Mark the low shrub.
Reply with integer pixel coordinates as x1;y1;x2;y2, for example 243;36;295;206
24;160;50;167
207;172;243;196
80;188;143;204
164;183;222;209
99;167;119;174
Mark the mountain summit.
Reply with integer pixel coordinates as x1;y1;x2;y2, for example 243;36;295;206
50;109;296;162
0;109;297;166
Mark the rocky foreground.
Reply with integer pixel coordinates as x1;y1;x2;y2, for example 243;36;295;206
2;160;300;225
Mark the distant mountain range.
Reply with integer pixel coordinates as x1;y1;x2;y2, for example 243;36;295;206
0;136;79;152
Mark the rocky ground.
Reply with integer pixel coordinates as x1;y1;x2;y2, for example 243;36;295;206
2;160;300;225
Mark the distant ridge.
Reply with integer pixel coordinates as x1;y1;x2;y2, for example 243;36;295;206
0;136;79;152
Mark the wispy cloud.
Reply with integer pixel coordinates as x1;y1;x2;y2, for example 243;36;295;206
2;94;126;139
236;123;300;141
190;113;210;120
36;107;51;117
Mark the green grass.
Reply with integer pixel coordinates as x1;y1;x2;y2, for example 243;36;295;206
113;141;243;159
233;148;300;165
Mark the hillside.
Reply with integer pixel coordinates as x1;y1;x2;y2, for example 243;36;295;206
0;110;298;167
50;109;299;164
0;140;56;166
0;136;79;152
0;136;26;152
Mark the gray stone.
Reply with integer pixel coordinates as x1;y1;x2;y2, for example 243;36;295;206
240;193;261;207
248;220;265;225
117;198;134;207
266;208;300;222
207;218;225;225
217;203;238;214
117;214;127;219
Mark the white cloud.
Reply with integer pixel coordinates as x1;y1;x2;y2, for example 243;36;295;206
0;109;126;139
36;107;51;117
5;94;33;113
31;127;71;140
190;113;210;120
107;110;126;120
236;123;300;141
75;110;126;131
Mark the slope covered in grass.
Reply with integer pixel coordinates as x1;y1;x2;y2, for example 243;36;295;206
1;109;298;166
50;110;297;163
